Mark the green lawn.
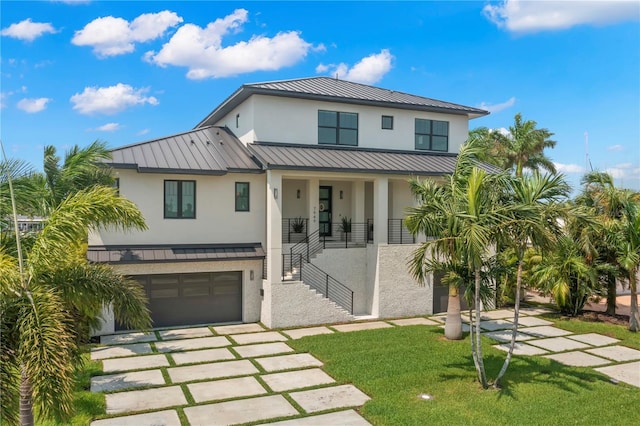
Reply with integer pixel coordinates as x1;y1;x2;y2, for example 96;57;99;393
290;325;640;426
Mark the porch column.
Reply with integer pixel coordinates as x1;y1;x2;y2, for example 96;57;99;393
266;170;283;282
373;176;389;244
352;181;365;224
307;178;319;235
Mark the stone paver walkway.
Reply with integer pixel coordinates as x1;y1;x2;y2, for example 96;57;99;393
89;308;640;425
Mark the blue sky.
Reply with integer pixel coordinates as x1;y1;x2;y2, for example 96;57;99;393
1;0;639;192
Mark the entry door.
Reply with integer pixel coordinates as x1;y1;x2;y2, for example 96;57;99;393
319;186;332;236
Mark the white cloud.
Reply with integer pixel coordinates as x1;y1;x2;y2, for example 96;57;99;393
17;97;50;113
554;162;585;174
70;83;158;115
96;122;121;132
1;18;56;42
137;128;150;136
147;9;312;79
478;96;516;113
607;144;624;152
484;0;639;33
318;49;394;85
72;11;183;57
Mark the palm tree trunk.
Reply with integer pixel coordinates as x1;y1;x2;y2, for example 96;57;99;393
629;268;639;332
606;272;617;316
494;259;523;388
20;368;34;426
473;269;488;388
444;285;463;340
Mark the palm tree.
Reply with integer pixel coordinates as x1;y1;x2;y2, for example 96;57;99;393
614;193;640;331
0;185;150;425
471;113;557;178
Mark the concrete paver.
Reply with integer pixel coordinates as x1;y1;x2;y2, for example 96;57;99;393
91;343;153;360
91;410;181;426
526;337;592;352
105;386;187;415
484;330;536;343
213;323;266;334
543;351;611;367
171;348;236;365
100;332;156;345
332;321;393;332
429;314;446;323
255;353;323;372
596;361;640;387
261;368;335;392
283;326;334;339
167;359;258;383
256;410;372;426
493;342;550;356
586;345;640;362
520;326;572;338
289;384;371;413
187;376;267;403
230;331;288;345
518;307;555;316
158;327;213;340
478;309;517;320
233;342;294;358
479;319;514;331
101;354;169;373
184;395;299;425
509;316;553;327
91;369;165;392
566;333;620;347
389;318;439;326
155;336;230;353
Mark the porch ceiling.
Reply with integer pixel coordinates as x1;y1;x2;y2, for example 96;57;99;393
87;243;265;264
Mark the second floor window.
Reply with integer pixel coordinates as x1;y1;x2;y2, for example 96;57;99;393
415;119;449;152
235;182;250;211
318;110;358;146
164;180;195;218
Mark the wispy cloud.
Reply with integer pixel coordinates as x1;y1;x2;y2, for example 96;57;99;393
70;83;158;115
95;122;121;132
317;49;394;85
17;97;51;113
137;128;150;136
1;18;56;42
484;0;639;33
607;144;624;152
478;96;516;113
147;9;313;79
554;162;585;174
72;11;183;57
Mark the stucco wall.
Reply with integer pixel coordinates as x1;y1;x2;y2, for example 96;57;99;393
216;96;256;145
89;170;266;247
376;244;433;317
266;281;353;328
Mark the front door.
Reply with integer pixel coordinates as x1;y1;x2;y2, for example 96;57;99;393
319;186;332;236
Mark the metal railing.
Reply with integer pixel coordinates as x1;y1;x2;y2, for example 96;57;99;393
388;218;416;244
282;253;353;314
282;218;308;244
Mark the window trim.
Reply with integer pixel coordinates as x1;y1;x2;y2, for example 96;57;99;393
415;118;449;152
235;182;250;212
318;110;359;146
164;180;196;219
381;115;394;130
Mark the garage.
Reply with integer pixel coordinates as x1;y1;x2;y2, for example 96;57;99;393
124;271;243;329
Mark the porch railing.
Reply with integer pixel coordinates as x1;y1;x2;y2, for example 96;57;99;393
388;218;416;244
282;218;308;244
282;253;354;314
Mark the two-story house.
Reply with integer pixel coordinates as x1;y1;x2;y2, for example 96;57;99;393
88;77;488;334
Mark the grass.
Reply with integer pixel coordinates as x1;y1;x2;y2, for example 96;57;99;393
290;325;640;426
542;313;640;350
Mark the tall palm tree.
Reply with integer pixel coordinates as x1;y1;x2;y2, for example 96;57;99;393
0;185;150;425
615;194;640;331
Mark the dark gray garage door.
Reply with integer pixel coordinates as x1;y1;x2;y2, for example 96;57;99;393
120;271;242;329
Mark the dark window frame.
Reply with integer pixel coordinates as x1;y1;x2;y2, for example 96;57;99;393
381;115;394;130
318;110;358;146
164;180;196;219
415;118;449;152
235;182;250;212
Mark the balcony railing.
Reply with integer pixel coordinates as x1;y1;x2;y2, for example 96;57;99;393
282;218;308;244
388;218;416;244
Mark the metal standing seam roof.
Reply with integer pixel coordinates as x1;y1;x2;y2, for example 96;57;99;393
196;77;489;128
248;142;465;176
106;126;262;174
87;243;265;264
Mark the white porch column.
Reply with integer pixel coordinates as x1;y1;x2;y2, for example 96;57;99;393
373;177;389;244
352;181;365;224
266;170;283;282
307;178;319;235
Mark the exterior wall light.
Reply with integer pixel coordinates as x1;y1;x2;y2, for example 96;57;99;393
340;190;344;199
274;188;278;199
297;189;301;199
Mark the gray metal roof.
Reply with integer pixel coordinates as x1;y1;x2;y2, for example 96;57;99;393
196;77;489;128
87;243;265;264
107;126;262;174
248;142;463;176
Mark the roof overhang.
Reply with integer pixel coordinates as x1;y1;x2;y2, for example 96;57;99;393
87;243;265;264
